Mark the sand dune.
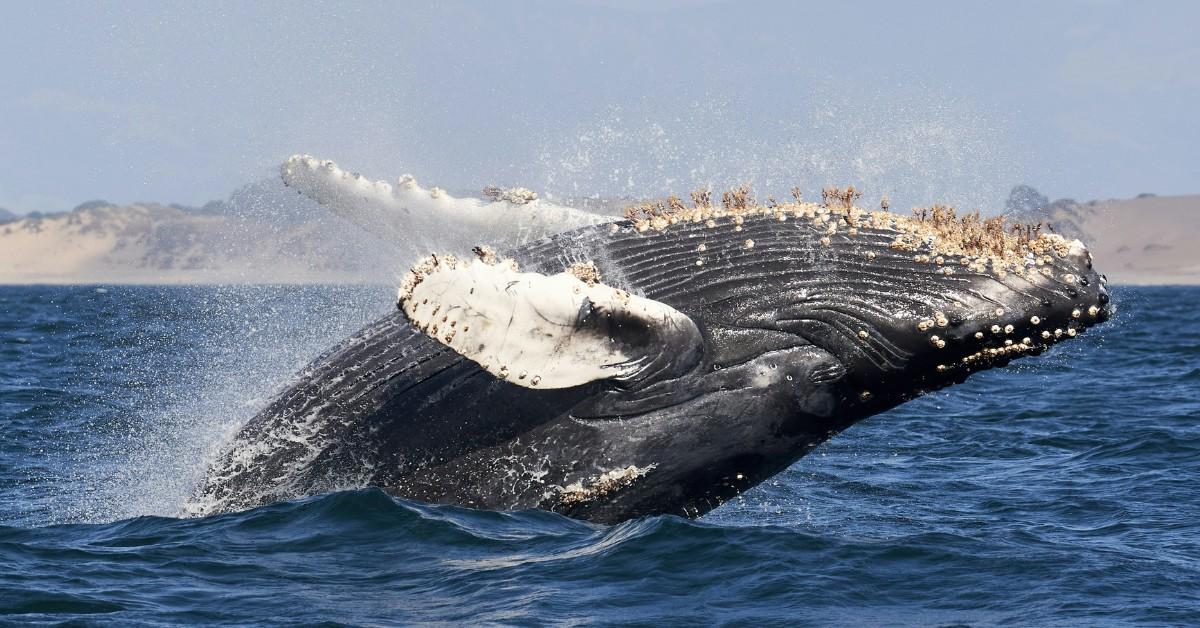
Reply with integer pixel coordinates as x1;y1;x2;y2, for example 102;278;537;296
0;201;389;285
1016;194;1200;285
0;192;1196;285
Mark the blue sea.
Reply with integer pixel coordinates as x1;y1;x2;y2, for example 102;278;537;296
1;285;1197;625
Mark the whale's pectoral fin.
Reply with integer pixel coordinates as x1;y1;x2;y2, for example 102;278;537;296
281;154;607;247
397;253;704;390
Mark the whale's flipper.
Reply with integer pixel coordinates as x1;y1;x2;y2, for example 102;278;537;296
398;252;704;390
281;155;608;250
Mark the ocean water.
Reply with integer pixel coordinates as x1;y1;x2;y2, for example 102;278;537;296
0;284;1197;625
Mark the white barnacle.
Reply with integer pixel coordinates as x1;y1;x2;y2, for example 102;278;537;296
1088;305;1099;317
1030;316;1041;325
1004;324;1014;334
858;330;869;340
697;243;707;252
819;237;831;247
744;239;755;249
1042;330;1051;339
1063;273;1076;284
866;251;877;260
1072;308;1081;319
991;325;1002;334
974;331;985;340
1067;328;1078;337
995;308;1006;317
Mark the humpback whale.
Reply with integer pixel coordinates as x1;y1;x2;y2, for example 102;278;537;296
189;167;1112;524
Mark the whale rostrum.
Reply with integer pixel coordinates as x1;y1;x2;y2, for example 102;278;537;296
189;182;1112;524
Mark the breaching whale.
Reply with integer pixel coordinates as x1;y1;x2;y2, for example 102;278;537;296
189;178;1112;524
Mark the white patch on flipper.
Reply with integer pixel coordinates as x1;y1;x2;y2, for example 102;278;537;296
281;154;607;248
398;257;695;389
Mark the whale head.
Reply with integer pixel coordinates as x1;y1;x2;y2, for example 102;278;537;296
540;194;1114;520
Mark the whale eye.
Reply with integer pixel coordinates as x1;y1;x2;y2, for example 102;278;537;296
575;297;596;324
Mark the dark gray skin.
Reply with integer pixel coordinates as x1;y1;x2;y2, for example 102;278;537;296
189;212;1112;523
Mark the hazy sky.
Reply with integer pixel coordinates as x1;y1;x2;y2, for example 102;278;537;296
1;0;1196;214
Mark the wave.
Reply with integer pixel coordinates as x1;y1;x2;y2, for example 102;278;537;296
4;488;1197;625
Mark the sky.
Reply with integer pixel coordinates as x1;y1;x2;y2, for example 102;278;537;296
0;0;1196;214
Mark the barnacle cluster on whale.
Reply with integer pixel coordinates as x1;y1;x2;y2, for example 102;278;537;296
188;155;1112;523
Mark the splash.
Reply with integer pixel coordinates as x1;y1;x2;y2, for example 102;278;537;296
533;86;1026;214
50;286;393;525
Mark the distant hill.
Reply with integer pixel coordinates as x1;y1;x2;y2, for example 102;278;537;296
1;184;1196;285
0;182;395;285
0;208;16;224
1010;192;1200;285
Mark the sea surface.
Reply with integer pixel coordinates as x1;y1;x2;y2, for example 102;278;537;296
0;285;1197;626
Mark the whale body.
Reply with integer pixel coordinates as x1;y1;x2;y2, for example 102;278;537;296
189;193;1111;523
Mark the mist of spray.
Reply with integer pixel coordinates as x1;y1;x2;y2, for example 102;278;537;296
534;83;1028;214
